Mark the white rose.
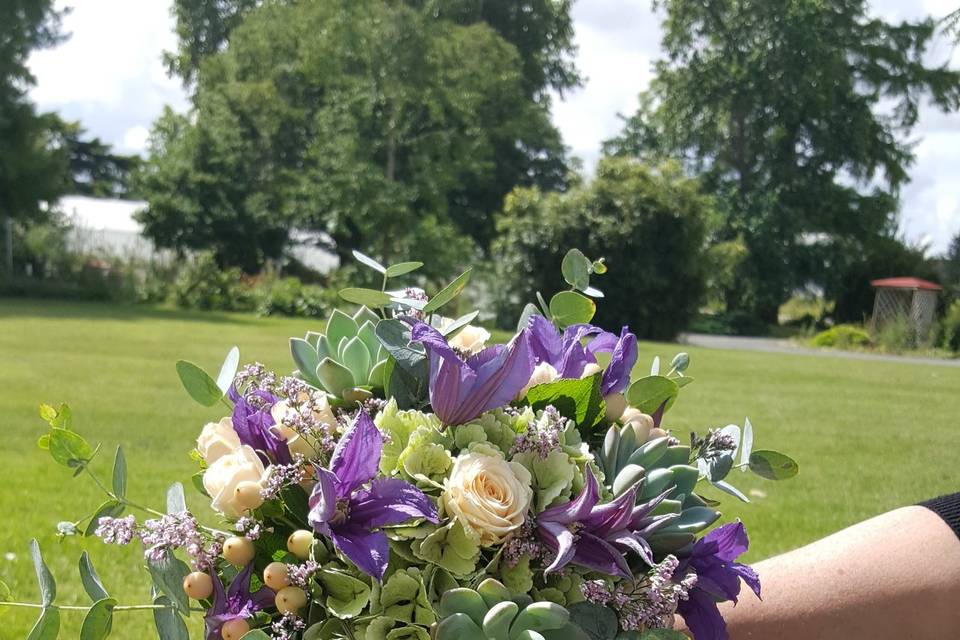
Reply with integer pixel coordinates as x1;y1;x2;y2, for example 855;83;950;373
604;393;627;422
442;452;533;546
203;445;267;518
446;323;491;355
516;362;560;399
580;362;602;378
196;417;241;464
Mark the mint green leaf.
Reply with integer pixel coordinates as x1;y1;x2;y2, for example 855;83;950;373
167;482;187;514
316;357;355;397
341;336;372;386
561;249;592;290
147;552;191;616
339;288;393;307
749;450;799;480
79;551;109;602
152;595;188;640
423;269;472;314
414;521;480;576
111;446;126;499
26;607;59;640
548;291;595;328
378;569;435;625
385;261;424;278
29;540;56;606
47;427;92;468
439;310;481;337
626;376;679;415
740;417;754;469
80;597;116;640
175;360;222;406
216;346;240;394
513;451;576;512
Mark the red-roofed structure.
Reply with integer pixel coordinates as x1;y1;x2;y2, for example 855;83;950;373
870;277;942;340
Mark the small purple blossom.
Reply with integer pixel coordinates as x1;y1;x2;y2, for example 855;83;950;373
94;515;137;545
308;411;439;580
271;612;307;640
501;520;543;567
511;406;566;459
260;456;309;501
204;564;274;640
287;560;320;589
140;512;222;570
229;385;291;465
234;517;267;541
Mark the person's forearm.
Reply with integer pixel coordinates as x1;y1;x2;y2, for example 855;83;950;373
676;506;960;639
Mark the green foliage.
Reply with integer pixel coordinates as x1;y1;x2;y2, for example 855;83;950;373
435;580;569;640
172;252;256;311
608;0;960;323
936;300;960;353
493;158;713;340
810;324;872;349
257;277;332;318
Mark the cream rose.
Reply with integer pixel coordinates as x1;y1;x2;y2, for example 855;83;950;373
516;362;560;400
446;323;491;355
442;452;533;546
203;445;267;518
196;416;241;464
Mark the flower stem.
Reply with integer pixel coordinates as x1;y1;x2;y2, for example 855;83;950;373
0;602;204;613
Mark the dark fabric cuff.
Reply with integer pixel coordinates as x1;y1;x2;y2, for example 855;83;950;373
919;492;960;539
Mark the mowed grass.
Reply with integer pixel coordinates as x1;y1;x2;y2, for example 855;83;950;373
2;298;959;637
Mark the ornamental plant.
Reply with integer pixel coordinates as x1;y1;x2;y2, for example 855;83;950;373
3;249;796;640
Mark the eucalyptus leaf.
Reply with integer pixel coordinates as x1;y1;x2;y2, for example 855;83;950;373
339;288;393;308
561;248;592;290
352;249;387;274
711;479;750;503
80;597;116;640
216;346;240;394
423;268;472;314
147;552;191;615
740;417;754;469
626;376;679;415
79;551;109;602
669;352;690;374
385;261;424;277
581;286;604;298
111;446;126;499
84;501;123;536
749;450;799;480
239;631;272;639
175;360;222;406
167;482;187;514
548;291;596;328
439;310;480;337
26;606;59;640
517;303;540;332
152;595;189;640
47;427;93;468
29;540;56;606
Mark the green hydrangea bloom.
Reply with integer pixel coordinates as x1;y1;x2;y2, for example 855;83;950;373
453;422;487;450
375;399;443;474
402;442;453;484
460;407;534;454
377;568;436;626
511;449;577;512
500;553;534;594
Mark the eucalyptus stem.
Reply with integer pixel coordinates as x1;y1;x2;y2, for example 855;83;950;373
0;602;204;613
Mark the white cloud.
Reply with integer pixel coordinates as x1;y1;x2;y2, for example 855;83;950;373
25;0;960;255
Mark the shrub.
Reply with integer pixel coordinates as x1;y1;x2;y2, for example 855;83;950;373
936;300;960;353
256;277;332;317
811;324;872;349
491;158;714;340
173;252;256;311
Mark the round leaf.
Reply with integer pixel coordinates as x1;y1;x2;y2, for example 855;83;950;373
174;360;222;407
626;375;679;415
80;597;116;640
561;249;591;290
749;450;799;480
339;288;393;307
548;291;596;328
385;261;424;277
423;268;472;314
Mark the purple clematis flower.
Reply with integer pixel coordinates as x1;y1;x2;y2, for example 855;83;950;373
527;316;637;395
676;521;761;640
411;322;534;426
229;386;291;465
536;466;676;578
308;411;439;580
203;563;274;640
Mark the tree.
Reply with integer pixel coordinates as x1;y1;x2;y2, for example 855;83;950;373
607;0;960;322
50;119;142;199
0;0;68;272
943;231;960;302
492;158;714;340
140;0;569;274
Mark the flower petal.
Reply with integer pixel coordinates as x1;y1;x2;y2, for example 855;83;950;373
348;477;439;529
606;530;654;566
677;587;730;640
329;411;382;495
601;327;637;395
539;520;577;574
329;523;390;580
538;465;600;524
231;389;291;465
455;330;534;424
701;521;750;562
571;532;632;579
307;466;339;528
528;315;564;364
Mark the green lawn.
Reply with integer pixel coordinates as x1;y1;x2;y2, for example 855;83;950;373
2;298;959;637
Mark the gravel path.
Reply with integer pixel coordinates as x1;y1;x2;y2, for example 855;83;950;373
678;333;960;367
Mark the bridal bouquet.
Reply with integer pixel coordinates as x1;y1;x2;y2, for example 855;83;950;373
14;249;796;640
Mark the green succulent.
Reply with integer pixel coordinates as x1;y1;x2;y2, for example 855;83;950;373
290;306;388;401
435;579;570;640
598;425;720;555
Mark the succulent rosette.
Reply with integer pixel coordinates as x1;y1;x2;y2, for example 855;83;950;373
21;249;796;640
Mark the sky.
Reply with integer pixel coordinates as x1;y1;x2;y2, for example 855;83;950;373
27;0;960;255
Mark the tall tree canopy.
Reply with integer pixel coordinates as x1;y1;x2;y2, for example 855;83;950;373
607;0;960;321
143;0;577;272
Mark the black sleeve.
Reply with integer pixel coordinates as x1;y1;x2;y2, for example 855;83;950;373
919;492;960;540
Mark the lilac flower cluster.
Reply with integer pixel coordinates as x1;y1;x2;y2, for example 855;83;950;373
260;455;310;501
234;516;267;541
581;556;697;631
397;287;429;320
510;406;565;459
501;520;543;567
277;376;338;453
94;515;137;545
286;560;320;589
270;612;307;640
234;362;278;397
96;512;222;570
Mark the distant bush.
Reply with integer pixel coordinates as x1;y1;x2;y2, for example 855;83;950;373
811;324;872;349
936;300;960;353
872;317;919;353
491;158;714;340
256;277;332;317
173;253;257;312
